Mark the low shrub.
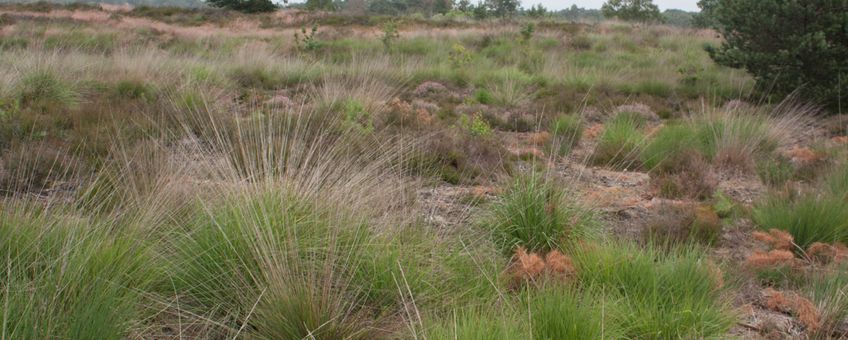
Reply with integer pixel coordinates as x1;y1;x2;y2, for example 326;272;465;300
757;156;795;187
650;153;718;200
484;174;595;254
643;203;723;246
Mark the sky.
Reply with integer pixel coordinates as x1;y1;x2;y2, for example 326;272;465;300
528;0;700;11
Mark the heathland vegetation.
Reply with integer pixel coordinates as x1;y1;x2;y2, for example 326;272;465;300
0;0;846;338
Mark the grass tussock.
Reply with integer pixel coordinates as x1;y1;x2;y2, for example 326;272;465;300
484;174;596;254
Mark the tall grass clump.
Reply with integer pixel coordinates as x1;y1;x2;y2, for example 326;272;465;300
753;193;848;249
591;111;647;170
806;265;848;338
484;174;595;254
0;200;158;339
569;241;734;339
549;114;582;156
15;69;79;112
528;286;618;339
165;102;422;338
424;309;527;339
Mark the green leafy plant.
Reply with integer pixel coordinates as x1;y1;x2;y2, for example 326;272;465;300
381;21;400;51
294;24;321;51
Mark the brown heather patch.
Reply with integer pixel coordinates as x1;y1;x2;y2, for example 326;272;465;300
762;288;821;332
508;247;576;287
583;123;604;140
807;242;848;264
752;229;795;251
745;250;797;268
527;131;551;146
545;250;576;277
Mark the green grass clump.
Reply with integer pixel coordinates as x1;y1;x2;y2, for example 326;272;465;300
641;123;700;172
591;112;647;169
15;70;79;112
753;193;848;249
474;87;494;105
484;174;595;254
114;79;156;101
169;189;413;339
425;309;527;339
806;264;848;337
229;66;283;90
528;286;618;339
570;241;734;339
1;203;156;339
549;114;582;156
756;156;795;187
824;164;848;199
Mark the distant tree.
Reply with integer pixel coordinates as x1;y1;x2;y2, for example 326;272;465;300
526;3;547;17
368;0;408;15
305;0;335;11
343;0;367;15
601;0;663;22
207;0;277;12
455;0;472;12
485;0;520;17
472;1;489;19
556;4;604;22
707;0;848;112
661;9;695;27
691;0;720;28
433;0;452;14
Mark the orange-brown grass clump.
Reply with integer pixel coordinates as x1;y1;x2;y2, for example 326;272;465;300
752;229;796;251
508;247;576;287
745;250;797;268
762;288;821;332
807;242;848;264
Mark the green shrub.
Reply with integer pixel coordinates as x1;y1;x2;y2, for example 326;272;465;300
570;241;734;339
753;194;848;249
549;114;582;156
756;156;795;187
474;88;494;105
484;174;595;254
707;0;847;112
207;0;276;13
591;112;646;169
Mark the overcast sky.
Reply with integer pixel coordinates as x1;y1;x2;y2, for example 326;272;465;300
529;0;699;11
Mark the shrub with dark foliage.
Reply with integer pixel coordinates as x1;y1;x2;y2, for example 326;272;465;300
707;0;848;113
206;0;277;13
